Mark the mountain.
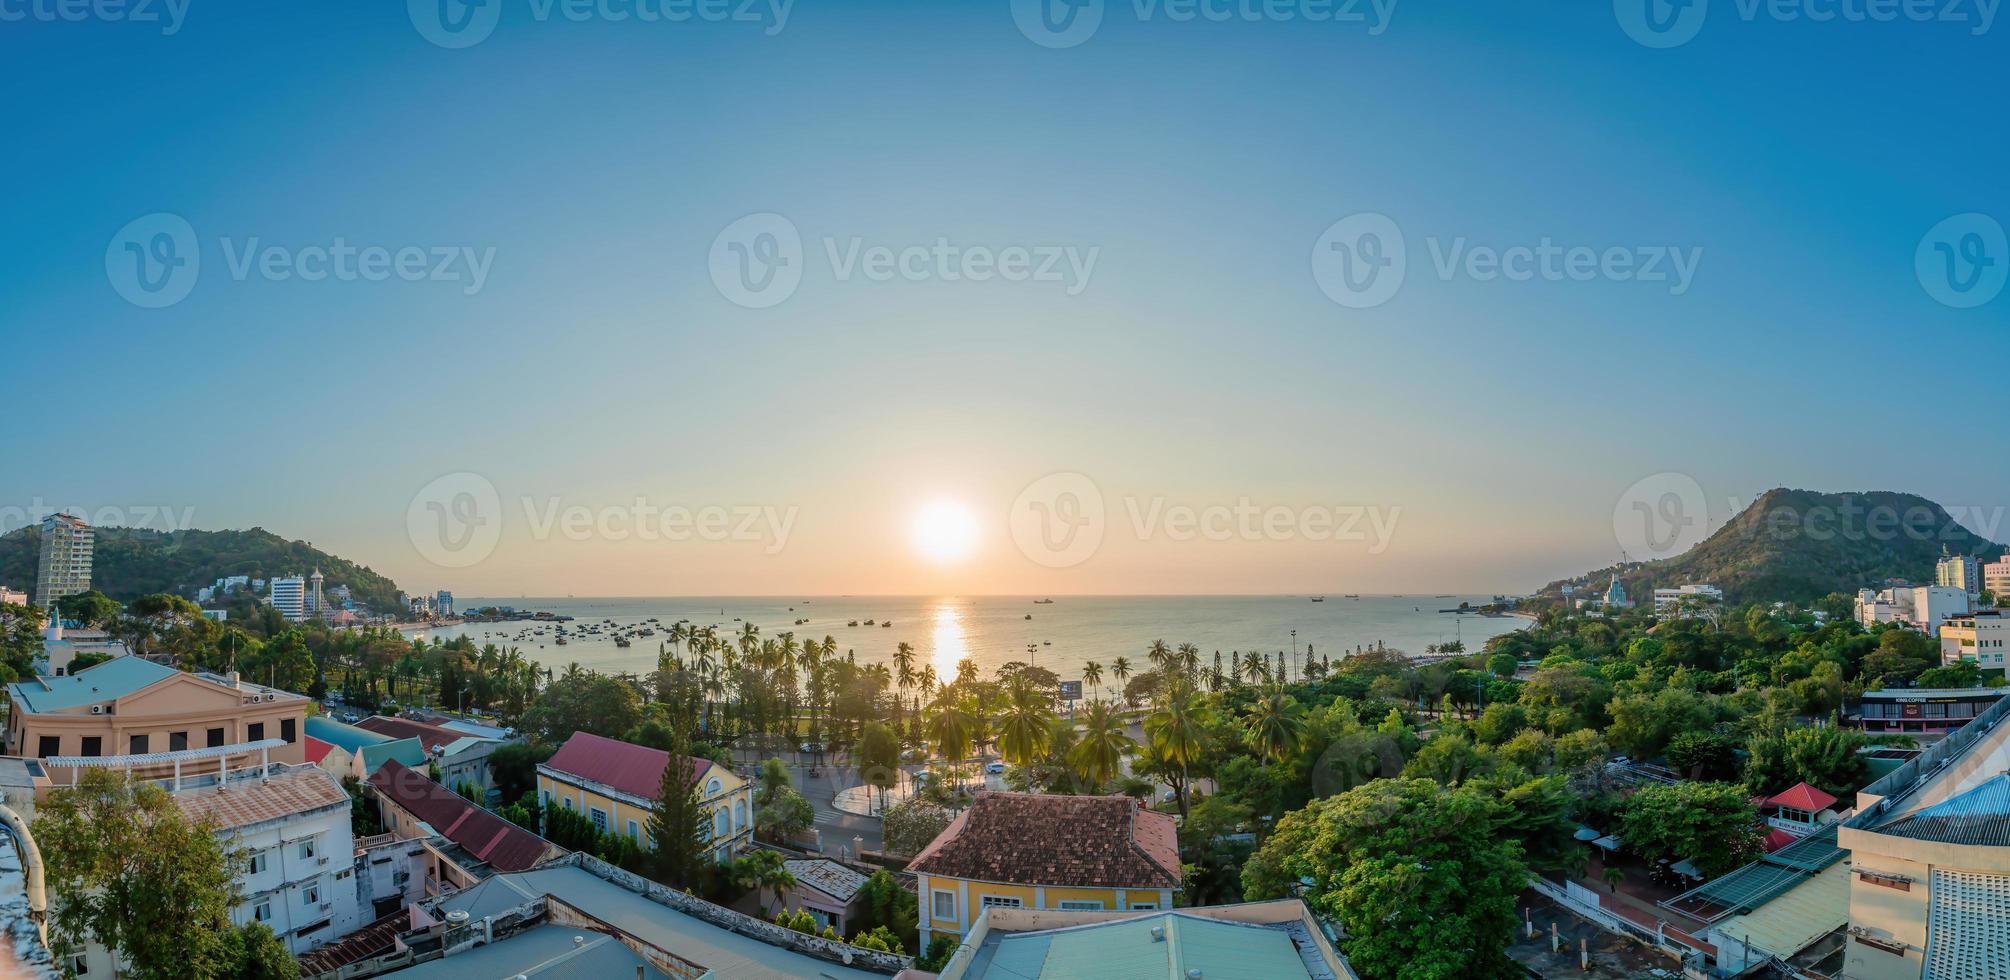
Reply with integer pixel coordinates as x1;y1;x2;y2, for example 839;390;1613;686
0;525;406;612
1551;488;2008;605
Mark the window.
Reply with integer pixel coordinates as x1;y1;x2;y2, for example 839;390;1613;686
980;896;1022;909
80;736;101;757
1130;902;1158;910
299;839;317;860
706;777;722;797
562;797;573;810
36;736;58;759
248;852;267;875
932;890;957;921
1057;900;1104;910
72;955;88;975
207;727;225;747
627;820;640;840
169;731;189;752
713;809;729;838
302;884;319;906
129;734;148;754
281;718;296;743
590;807;609;831
254;901;272;922
248;722;265;742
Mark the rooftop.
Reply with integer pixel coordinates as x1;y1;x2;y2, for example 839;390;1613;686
5;656;178;713
954;906;1345;980
305;715;393;753
172;764;349;831
358;737;429;776
784;858;870;903
907;792;1181;890
542;731;712;802
1875;772;2010;846
356;715;465;752
1766;782;1839;813
368;759;557;873
391;924;671;979
1859;687;2010;699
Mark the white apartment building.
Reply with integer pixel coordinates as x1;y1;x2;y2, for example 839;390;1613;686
34;513;92;606
1937;551;1984;597
57;755;367;976
1942;609;2010;670
268;576;306;623
1857;586;1971;635
1654;583;1723;615
0;586;26;607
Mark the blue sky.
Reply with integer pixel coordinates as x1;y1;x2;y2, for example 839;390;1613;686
2;1;2005;596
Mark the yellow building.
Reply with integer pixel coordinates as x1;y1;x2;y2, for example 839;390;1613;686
535;730;752;863
906;792;1182;948
1840;691;2010;979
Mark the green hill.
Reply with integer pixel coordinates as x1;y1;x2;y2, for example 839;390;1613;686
0;525;406;612
1551;488;2008;605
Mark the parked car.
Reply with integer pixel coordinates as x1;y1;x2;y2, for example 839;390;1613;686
985;761;1008;775
799;742;822;755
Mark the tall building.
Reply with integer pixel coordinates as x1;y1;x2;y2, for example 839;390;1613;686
307;568;325;619
33;513;92;606
434;590;454;617
1985;555;2010;602
269;576;306;623
1937;550;1984;597
1857;586;1971;635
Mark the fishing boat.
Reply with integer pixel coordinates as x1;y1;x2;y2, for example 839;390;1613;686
1310;596;1324;602
1033;598;1055;604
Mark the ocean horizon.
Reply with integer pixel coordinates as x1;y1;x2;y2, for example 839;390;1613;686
409;594;1528;685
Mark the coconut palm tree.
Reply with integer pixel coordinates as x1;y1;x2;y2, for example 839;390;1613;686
1145;678;1208;819
1070;699;1134;790
1110;657;1133;690
1243;688;1307;762
1146;640;1173;674
1081;660;1104;697
997;680;1055;767
926;695;976;796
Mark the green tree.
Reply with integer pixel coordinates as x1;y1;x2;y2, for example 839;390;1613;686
732;848;798;916
882;798;955;858
56;590;123;628
647;712;711;889
1244;779;1525;980
1618;781;1763;879
753;759;814;842
856;721;903;814
221;920;299;979
1069;699;1134;788
520;671;642;741
1666;731;1741;781
996;680;1056;767
36;770;241;979
1743;725;1871;798
1144;678;1209;819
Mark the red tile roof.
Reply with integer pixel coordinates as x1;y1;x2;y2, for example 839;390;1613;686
174;766;349;830
542;731;713;802
1762;829;1799;852
906;792;1181;890
357;715;464;753
1766;782;1839;813
367;760;558;873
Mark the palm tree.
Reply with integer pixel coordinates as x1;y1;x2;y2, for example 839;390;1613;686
997;681;1055;767
1071;700;1134;790
1145;679;1208;819
1110;657;1133;690
1146;640;1173;674
1242;688;1307;762
926;695;976;796
1081;661;1104;697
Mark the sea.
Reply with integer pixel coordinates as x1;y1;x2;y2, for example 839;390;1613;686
407;595;1527;684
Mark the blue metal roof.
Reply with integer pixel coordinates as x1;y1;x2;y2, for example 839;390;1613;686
1877;773;2010;846
6;657;179;714
305;715;392;753
358;737;428;775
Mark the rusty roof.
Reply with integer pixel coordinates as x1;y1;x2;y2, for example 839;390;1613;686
906;792;1180;890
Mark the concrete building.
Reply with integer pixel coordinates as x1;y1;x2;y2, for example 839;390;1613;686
32;615;128;677
1856;585;1971;635
33;513;91;607
269;575;307;623
1985;555;2010;602
1937;550;1984;597
0;586;27;608
367;760;564;892
908;792;1181;948
536;731;753;864
935;901;1359;980
1941;609;2010;670
4;658;308;783
1856;687;2009;735
776;859;869;936
1654;583;1724;616
1838;691;2010;979
434;591;453;617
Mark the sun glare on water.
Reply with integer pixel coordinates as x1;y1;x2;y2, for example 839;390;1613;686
911;500;980;564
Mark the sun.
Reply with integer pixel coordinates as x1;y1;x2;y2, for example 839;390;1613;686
911;500;980;564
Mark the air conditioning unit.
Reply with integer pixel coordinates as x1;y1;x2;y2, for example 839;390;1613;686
89;705;104;715
319;902;332;913
317;856;329;866
264;694;275;702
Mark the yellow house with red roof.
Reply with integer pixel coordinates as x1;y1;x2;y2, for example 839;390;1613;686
906;792;1182;948
535;731;753;864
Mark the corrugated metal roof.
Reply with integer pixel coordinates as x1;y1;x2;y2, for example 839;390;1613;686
981;912;1316;980
305;715;391;753
1877;772;2010;846
1708;862;1851;959
358;738;428;775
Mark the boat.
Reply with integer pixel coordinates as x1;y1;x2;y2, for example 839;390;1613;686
615;637;631;648
1033;599;1054;604
1024;614;1033;620
880;621;891;627
1310;596;1324;602
847;620;859;627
